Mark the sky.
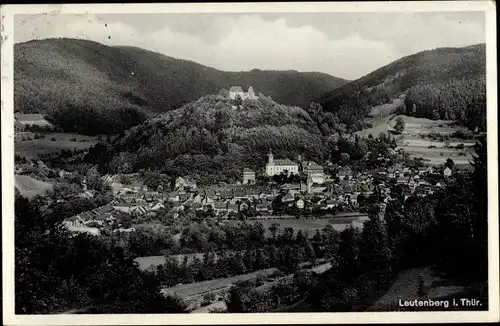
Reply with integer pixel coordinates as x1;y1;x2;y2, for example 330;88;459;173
14;12;485;80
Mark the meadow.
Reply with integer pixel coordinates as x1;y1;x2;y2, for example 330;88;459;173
356;99;475;166
15;174;53;199
161;268;278;299
15;132;98;159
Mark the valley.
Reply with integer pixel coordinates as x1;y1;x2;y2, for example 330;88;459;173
12;38;488;316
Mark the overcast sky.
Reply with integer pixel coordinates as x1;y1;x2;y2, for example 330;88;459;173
14;12;485;80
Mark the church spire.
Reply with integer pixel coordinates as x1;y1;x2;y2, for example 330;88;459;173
268;148;274;164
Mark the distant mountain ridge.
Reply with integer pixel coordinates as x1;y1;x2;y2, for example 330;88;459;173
317;43;486;131
14;38;348;135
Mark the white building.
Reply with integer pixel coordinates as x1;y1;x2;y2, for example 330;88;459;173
229;86;258;100
265;150;299;177
243;168;256;184
301;160;326;184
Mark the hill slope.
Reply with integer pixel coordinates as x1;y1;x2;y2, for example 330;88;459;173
84;95;330;184
317;44;486;131
15;38;347;135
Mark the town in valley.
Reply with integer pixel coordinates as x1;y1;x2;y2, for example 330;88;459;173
10;8;491;317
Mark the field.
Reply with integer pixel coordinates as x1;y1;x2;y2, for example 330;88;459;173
161;268;278;299
15;174;53;199
249;216;365;237
356;100;476;166
15;132;98;159
397;116;475;165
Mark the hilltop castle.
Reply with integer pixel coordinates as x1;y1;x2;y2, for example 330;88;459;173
229;86;258;100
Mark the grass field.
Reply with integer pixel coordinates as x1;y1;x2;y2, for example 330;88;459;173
397;116;475;165
15;132;97;159
161;268;278;299
15;174;53;198
355;100;475;166
249;217;364;237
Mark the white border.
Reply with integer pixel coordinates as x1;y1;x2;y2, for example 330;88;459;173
1;2;498;325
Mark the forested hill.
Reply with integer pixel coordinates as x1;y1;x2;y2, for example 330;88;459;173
85;94;338;184
14;38;347;135
317;43;486;131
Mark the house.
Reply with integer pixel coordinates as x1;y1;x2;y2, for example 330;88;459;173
168;192;180;202
150;202;165;211
227;203;239;213
324;200;342;209
130;205;149;216
239;202;249;211
265;149;299;176
337;166;353;181
301;160;326;184
243;168;256;185
191;203;203;211
295;198;305;209
282;192;295;203
175;176;197;192
396;176;412;185
417;167;427;175
179;193;192;203
443;167;452;178
214;202;228;215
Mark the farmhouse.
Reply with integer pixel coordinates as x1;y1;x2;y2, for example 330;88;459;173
443;167;452;178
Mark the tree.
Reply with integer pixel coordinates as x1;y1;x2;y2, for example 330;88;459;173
340;152;350;165
394;117;405;133
445;158;455;170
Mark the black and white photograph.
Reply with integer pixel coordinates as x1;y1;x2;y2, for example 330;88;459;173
1;2;498;324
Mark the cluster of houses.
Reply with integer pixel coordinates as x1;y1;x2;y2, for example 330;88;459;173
61;151;456;236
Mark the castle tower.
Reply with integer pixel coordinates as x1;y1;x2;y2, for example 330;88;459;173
248;86;256;99
268;149;274;164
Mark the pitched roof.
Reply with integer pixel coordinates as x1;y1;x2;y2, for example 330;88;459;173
243;168;255;173
214;202;227;209
275;159;298;166
303;161;323;171
229;86;243;92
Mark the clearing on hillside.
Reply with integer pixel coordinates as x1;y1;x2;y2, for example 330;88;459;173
15;132;98;160
15;174;53;199
356;100;476;165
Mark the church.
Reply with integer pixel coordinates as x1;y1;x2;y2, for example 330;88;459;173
229;86;258;100
265;150;299;177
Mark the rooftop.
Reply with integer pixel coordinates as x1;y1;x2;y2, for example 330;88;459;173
270;159;298;166
229;86;243;92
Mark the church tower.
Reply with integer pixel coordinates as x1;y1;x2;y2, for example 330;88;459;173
82;177;87;191
268;149;274;164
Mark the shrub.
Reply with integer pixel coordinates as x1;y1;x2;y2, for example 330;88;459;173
51;137;56;141
201;292;216;307
70;137;77;142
